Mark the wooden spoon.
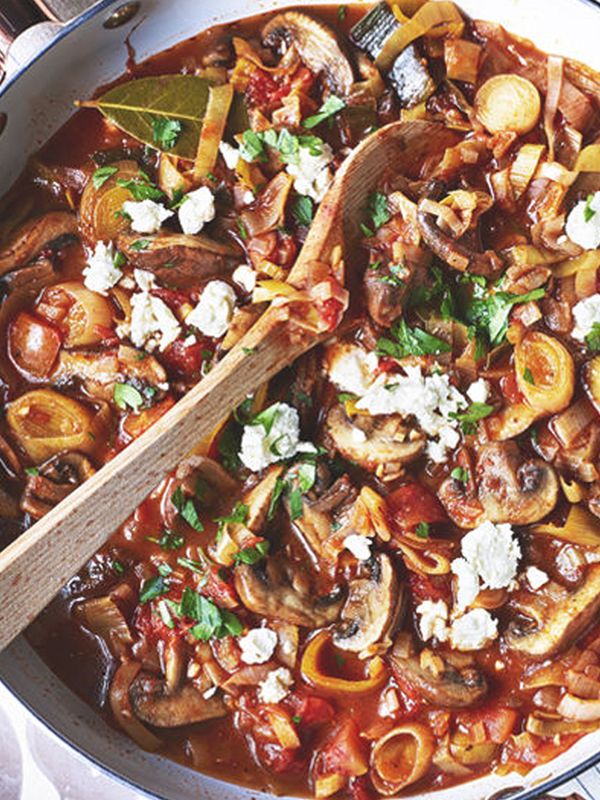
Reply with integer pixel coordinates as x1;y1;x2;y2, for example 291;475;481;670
0;120;456;651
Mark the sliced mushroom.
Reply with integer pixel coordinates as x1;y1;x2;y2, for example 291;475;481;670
364;260;424;328
390;646;488;708
20;452;96;520
262;11;354;96
0;211;78;276
52;346;168;403
164;455;239;528
117;233;242;288
2;257;55;292
234;555;343;627
325;404;425;475
244;464;285;532
476;441;558;525
333;554;404;653
506;565;600;659
417;181;503;276
289;349;321;432
130;672;226;727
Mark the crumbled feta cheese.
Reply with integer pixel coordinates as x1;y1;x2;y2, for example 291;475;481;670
351;427;368;444
184;334;197;347
240;402;307;472
461;521;521;590
129;291;181;352
449;608;498;651
232;264;257;294
185;280;236;338
565;191;600;250
525;566;549;590
343;534;372;561
83;241;122;295
356;365;467;462
571;293;600;342
123;199;173;234
326;344;379;396
416;599;449;643
286;142;334;203
451;558;480;611
242;190;255;205
219;141;241;170
134;268;157;292
203;686;218;699
467;378;490;404
178;186;216;235
239;628;278;664
258;667;294;704
119;274;136;291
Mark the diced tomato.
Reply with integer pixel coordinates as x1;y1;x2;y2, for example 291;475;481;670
387;482;447;530
319;297;344;333
407;571;452;604
161;339;209;376
289;694;335;727
317;720;369;778
246;69;288;113
377;356;399;374
93;324;120;347
259;743;304;773
457;706;519;745
203;566;239;609
349;776;377;800
122;396;176;440
500;371;524;404
8;311;62;378
151;287;190;312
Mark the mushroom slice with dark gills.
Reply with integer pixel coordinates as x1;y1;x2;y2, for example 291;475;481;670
130;672;226;728
20;452;96;520
389;637;488;708
476;441;559;525
325;404;425;477
333;554;404;655
262;11;354;96
0;211;78;277
117;232;241;289
164;454;239;528
234;554;343;627
506;566;600;659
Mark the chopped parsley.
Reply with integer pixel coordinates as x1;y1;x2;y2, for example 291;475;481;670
238;127;324;166
451;466;469;484
367;191;391;231
584;193;597;223
139;575;169;604
236;217;249;240
233;540;270;565
377;319;451;359
449;402;494;435
113;250;127;269
147;530;185;551
585;322;600;352
130;239;152;252
523;367;536;385
467;287;546;347
292;194;314;227
179;587;243;640
112;560;125;575
337;4;347;20
117;171;164;202
303;95;346;129
214;501;249;538
171;486;204;532
151;116;182;151
113;382;144;412
415;522;430;539
25;466;39;476
92;165;118;190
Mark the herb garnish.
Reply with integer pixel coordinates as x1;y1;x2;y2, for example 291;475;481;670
585;322;600;352
151;115;182;150
117;170;165;202
114;382;144;412
377;319;451;359
450;466;469;484
449;402;494;435
233;540;270;565
92;165;118;190
139;575;169;604
303;95;346;129
293;194;314;226
415;522;430;539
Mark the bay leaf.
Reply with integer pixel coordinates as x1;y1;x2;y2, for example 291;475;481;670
81;75;212;160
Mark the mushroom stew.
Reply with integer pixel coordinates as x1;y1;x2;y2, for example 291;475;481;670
2;2;600;798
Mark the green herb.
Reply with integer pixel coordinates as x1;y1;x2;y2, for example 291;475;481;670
584;194;597;223
24;467;39;476
218;422;242;472
139;575;169;603
523;367;535;385
293;194;314;226
292;714;302;724
303;95;346;129
114;382;144;411
236;217;249;240
370;259;382;271
338;4;347;19
288;488;303;520
267;477;287;520
92;165;118;190
147;530;185;551
296;462;316;493
337;392;356;403
178;587;242;640
377;319;451;359
467;287;546;347
242;347;256;356
585;322;600;352
130;239;152;252
117;172;164;202
367;191;390;230
252;403;281;435
113;560;125;574
214;501;249;535
360;222;374;238
113;250;127;269
233;540;270;565
451;466;469;484
151;115;182;150
177;556;206;575
449;402;494;435
239;129;268;163
415;522;430;539
171;487;203;531
234;396;254;425
379;264;405;287
157;562;173;577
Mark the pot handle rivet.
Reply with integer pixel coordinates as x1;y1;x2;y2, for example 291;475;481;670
103;1;140;29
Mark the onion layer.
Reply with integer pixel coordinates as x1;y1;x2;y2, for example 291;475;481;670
370;722;435;795
514;331;574;414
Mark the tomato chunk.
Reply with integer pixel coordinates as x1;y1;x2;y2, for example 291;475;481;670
387;482;447;530
8;311;62;378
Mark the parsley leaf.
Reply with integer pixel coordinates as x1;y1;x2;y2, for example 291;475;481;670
367;191;391;230
377;319;452;359
267;477;287;521
92;165;118;190
139;575;169;603
233;540;270;565
451;466;469;484
114;382;143;412
467;287;546;347
171;487;204;532
178;587;242;640
117;172;164;202
214;501;249;537
584;194;597;223
25;467;39;476
585;322;600;352
523;367;535;385
415;522;430;539
449;402;494;435
146;530;185;550
293;194;314;226
239;130;267;163
130;239;152;252
338;4;347;19
151;116;182;150
303;95;346;129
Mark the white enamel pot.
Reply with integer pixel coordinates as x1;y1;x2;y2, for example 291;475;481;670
0;1;599;798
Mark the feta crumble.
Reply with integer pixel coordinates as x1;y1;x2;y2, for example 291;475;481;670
239;402;308;472
449;608;498;651
571;293;600;342
343;534;373;561
134;268;156;292
123;199;173;234
451;558;481;611
185;280;236;338
525;566;549;590
178;186;216;235
565;191;600;250
258;667;294;703
239;628;278;664
355;365;468;463
219;141;241;170
461;520;521;590
286;142;334;203
232;264;257;294
83;241;122;295
416;599;449;643
129;291;181;352
326;344;379;396
467;378;490;404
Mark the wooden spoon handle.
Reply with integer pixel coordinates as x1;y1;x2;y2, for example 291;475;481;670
0;309;308;651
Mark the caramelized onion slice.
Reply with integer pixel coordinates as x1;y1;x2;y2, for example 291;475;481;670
38;281;113;347
109;661;162;750
532;503;600;547
583;356;600;415
475;75;541;135
79;160;139;242
557;693;600;722
300;630;387;695
6;389;104;461
514;331;574;414
370;722;435;795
